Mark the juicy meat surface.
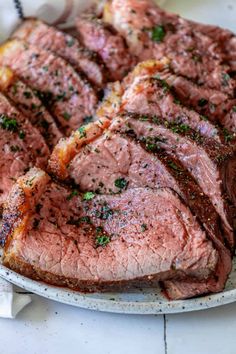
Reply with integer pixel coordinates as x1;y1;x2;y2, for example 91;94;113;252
0;66;62;149
1;168;218;294
76;14;135;81
122;60;236;134
110;115;236;248
56;129;232;299
0;39;98;135
103;0;234;95
13;19;107;88
0;93;49;205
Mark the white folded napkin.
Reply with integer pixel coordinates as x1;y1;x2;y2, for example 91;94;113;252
0;277;31;318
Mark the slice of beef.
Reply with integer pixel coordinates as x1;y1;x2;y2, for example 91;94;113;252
0;66;62;149
110;114;236;249
62;129;232;298
122;59;236;134
12;19;107;88
121;76;224;143
189;21;236;72
49;116;111;180
103;0;234;95
0;39;98;135
75;13;135;81
0;168;218;295
0;93;49;205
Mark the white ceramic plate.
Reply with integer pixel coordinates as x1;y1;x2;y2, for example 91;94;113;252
0;0;236;315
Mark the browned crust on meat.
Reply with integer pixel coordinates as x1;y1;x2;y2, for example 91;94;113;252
49;117;111;179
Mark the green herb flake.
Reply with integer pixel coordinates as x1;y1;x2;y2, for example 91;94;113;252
0;114;18;132
66;189;78;200
222;73;231;86
19;130;25;139
232;106;236;113
66;38;75;47
171;123;190;134
83;116;93;124
83;191;95;201
151;25;166;42
95;227;110;247
198;98;208;107
78;125;87;138
114;177;128;190
223;128;233;143
167;160;183;173
141;223;147;232
23;91;32;99
63;112;71;121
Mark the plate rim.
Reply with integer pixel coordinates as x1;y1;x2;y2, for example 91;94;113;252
1;264;235;315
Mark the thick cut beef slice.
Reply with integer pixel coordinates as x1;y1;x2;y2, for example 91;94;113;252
76;14;135;81
103;0;234;95
0;39;97;135
0;93;49;205
122;60;236;134
1;168;218;295
12;19;106;88
0;66;62;149
121;76;224;143
110;115;236;248
49;116;111;180
60;130;231;298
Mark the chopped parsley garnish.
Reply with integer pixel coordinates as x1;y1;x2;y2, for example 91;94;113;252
141;223;147;232
223;128;233;143
66;189;78;200
154;75;170;92
95;227;110;247
42;66;49;71
232;106;236;113
222;73;231;86
0;114;18;132
151;25;166;42
83;191;95;201
55;92;66;101
114;178;128;190
141;136;166;152
66;38;75;47
198;98;208;107
78;125;87;138
23;91;32;99
67;216;91;226
167;160;183;173
94;203;113;220
19;130;25;139
63;112;71;121
170;123;190;134
83;116;93;124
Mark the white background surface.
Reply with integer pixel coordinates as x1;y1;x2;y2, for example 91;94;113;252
1;1;236;353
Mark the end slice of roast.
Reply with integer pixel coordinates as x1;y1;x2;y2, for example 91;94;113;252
0;168;218;295
12;19;107;88
0;93;49;205
0;66;62;149
0;39;97;135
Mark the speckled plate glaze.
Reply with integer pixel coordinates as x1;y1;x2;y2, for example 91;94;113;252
0;0;236;314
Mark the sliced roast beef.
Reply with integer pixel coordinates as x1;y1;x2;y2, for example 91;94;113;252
0;66;62;149
109;114;236;249
189;21;236;72
103;0;234;95
122;59;236;134
54;128;231;298
121;76;225;143
76;13;135;81
0;39;98;135
49;116;111;180
12;19;107;88
0;93;49;205
0;168;218;295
